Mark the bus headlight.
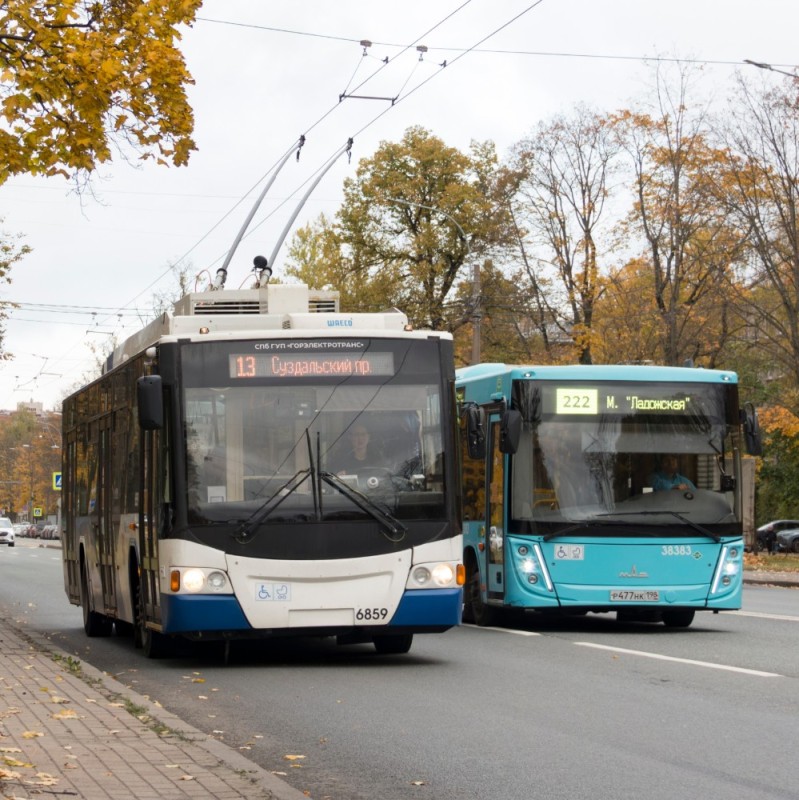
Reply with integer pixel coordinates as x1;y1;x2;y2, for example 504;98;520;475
412;567;431;585
170;568;231;594
182;569;205;592
207;571;228;590
431;563;455;586
711;544;742;593
408;562;462;589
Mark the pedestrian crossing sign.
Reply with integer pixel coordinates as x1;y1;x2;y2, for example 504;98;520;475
53;472;62;491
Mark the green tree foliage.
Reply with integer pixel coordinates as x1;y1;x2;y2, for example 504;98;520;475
286;126;511;332
0;0;200;184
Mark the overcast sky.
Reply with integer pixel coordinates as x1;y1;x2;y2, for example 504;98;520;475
2;0;797;413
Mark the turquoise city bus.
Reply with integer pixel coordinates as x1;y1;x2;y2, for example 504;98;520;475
455;363;761;628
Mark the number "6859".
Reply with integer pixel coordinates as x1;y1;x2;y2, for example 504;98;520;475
356;608;388;621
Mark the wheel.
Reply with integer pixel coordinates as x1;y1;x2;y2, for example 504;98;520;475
463;560;499;627
140;625;172;659
9;542;14;547
791;539;799;554
662;609;695;628
373;634;413;654
134;578;171;658
80;561;112;637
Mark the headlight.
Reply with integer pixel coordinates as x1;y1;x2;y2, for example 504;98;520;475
170;568;231;594
181;569;205;592
408;562;461;589
431;563;455;586
207;571;228;590
412;566;431;585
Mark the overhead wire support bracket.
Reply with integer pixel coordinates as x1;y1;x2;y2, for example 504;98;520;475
339;92;397;103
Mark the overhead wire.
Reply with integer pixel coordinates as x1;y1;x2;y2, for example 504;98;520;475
208;1;546;267
196;16;798;70
93;0;478;312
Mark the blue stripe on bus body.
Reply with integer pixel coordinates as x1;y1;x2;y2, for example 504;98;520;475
388;588;464;627
160;587;464;634
161;594;252;634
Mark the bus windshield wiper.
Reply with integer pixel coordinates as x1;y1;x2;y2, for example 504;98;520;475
321;471;406;542
542;520;634;541
596;510;722;542
231;469;310;544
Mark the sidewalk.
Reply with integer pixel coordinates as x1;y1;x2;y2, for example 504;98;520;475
743;569;799;588
0;620;306;800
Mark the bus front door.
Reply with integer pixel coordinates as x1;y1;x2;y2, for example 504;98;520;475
486;414;505;605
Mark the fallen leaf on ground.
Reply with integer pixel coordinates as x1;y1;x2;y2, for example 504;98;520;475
29;773;59;786
0;767;22;780
21;731;43;739
52;710;79;720
3;757;33;768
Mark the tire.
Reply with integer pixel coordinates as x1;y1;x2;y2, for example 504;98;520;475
373;634;413;654
662;609;695;628
463;560;500;627
134;577;171;658
9;542;14;548
140;625;172;659
791;539;799;554
80;561;112;637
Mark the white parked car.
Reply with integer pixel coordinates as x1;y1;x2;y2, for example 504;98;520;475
0;517;15;547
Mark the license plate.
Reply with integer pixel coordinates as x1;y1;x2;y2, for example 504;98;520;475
610;589;660;602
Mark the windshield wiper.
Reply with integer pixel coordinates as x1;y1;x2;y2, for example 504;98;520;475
542;520;635;541
231;469;310;544
596;510;722;542
320;470;406;542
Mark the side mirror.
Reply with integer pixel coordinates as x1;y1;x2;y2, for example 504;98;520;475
137;375;164;431
499;409;522;454
742;403;762;456
463;403;486;460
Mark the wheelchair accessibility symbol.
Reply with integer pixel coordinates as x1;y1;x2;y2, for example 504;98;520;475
255;582;292;601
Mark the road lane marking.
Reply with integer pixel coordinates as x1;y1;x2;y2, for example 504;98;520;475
731;610;799;623
461;624;541;636
575;642;783;677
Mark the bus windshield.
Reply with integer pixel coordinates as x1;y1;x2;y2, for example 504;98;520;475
181;339;447;523
510;380;742;532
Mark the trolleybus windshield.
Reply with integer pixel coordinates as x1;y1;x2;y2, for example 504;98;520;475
181;338;447;524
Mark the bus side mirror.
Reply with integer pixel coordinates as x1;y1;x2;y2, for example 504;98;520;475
463;403;486;460
137;375;164;431
742;403;762;456
499;409;522;454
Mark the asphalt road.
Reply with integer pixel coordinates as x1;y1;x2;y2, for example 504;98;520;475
2;540;798;800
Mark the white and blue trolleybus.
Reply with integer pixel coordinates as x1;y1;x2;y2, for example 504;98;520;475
61;282;463;656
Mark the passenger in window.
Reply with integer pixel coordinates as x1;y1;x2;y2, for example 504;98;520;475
651;454;696;492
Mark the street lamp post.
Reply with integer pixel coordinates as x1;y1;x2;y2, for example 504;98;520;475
22;444;33;524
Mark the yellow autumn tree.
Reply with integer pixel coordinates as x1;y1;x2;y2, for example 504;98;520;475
0;0;200;184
